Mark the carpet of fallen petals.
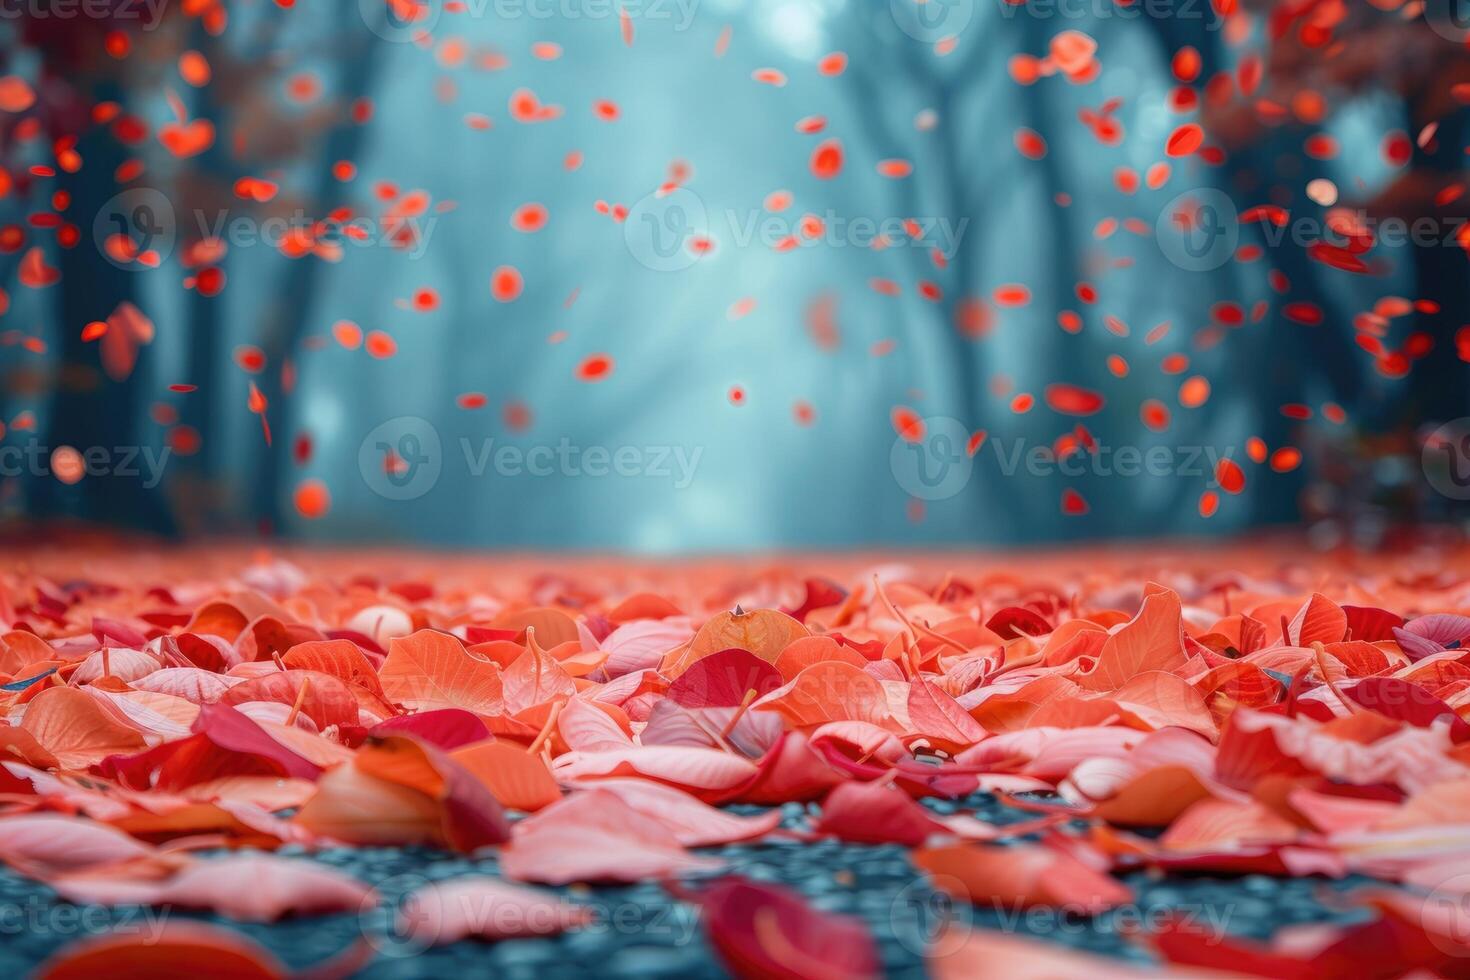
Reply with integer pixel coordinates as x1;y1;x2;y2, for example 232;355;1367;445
4;537;1470;977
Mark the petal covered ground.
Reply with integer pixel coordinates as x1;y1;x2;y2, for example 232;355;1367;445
2;540;1470;977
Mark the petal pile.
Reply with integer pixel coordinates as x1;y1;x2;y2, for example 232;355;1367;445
2;547;1470;973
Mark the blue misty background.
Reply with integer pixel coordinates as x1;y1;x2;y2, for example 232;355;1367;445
0;0;1461;551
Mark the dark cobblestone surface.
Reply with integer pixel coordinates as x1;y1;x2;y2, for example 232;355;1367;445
1;793;1378;978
